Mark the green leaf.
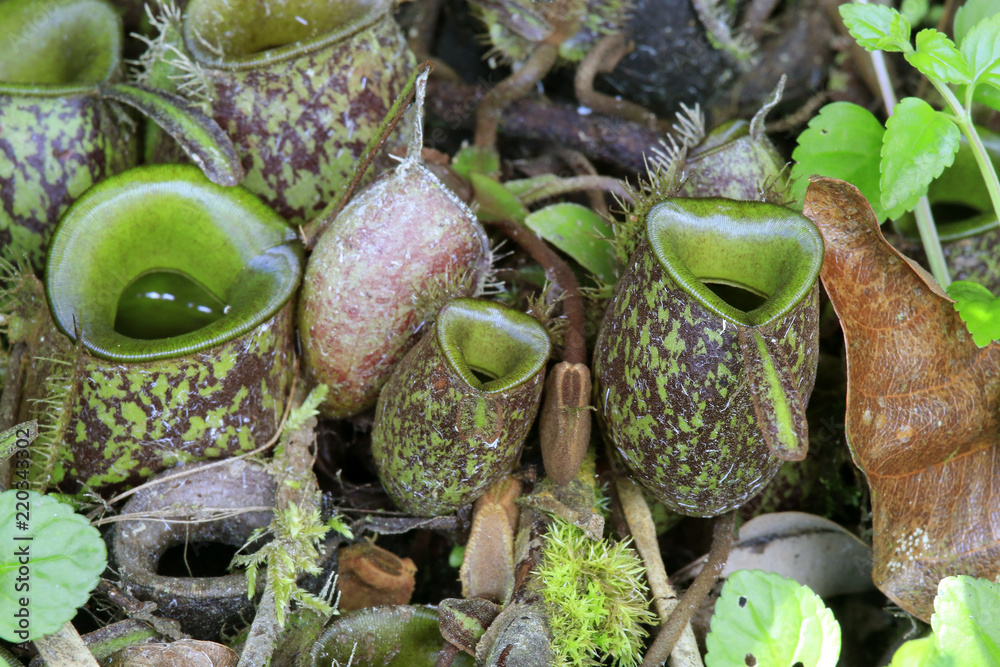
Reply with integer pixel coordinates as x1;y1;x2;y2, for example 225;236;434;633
881;97;960;219
946;280;1000;346
452;146;501;180
0;491;106;642
906;30;972;84
523;203;619;284
839;3;913;52
960;13;1000;91
889;637;954;667
704;570;841;667
932;575;1000;663
790;102;887;221
469;173;529;223
953;0;1000;47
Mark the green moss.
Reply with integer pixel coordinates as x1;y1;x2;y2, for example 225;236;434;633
535;519;656;666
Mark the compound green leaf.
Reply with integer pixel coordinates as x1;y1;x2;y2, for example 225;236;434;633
906;30;971;84
881;97;960;219
840;4;913;52
791;102;886;221
933;576;1000;663
946;280;1000;346
524;203;618;284
0;491;106;642
704;570;841;667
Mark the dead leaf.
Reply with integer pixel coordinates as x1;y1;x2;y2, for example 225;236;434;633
802;177;1000;621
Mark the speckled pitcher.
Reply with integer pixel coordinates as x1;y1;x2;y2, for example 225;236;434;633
593;197;823;516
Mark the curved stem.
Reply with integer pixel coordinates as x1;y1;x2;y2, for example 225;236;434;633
641;511;736;667
574;34;658;129
475;43;560;151
484;218;586;364
518;174;634;208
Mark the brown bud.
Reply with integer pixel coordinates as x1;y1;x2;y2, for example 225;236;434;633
539;361;593;485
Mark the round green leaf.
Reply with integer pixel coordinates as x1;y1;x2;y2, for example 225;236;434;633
791;102;887;222
705;570;841;667
0;491;106;642
524;203;619;284
932;575;1000;664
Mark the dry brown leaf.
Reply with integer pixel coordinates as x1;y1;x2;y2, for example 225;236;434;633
802;177;1000;621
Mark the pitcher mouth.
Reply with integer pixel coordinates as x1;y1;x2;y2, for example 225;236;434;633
182;0;390;70
647;197;824;327
0;0;120;94
45;164;302;362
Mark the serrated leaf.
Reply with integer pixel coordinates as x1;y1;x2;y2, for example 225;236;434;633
469;173;528;223
791;102;887;221
840;3;913;52
933;576;1000;663
0;491;106;642
523;203;618;284
946;280;1000;346
881;97;960;218
704;570;841;667
889;637;954;667
954;0;1000;47
906;30;972;84
960;13;1000;90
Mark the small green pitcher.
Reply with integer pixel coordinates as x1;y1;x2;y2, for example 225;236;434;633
143;0;415;224
372;298;551;517
593;198;823;516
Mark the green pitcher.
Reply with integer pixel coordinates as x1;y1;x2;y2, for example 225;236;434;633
593;198;823;517
0;0;241;270
27;164;300;492
372;299;551;517
141;0;415;224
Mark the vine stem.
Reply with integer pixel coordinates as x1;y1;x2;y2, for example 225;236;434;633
641;512;736;667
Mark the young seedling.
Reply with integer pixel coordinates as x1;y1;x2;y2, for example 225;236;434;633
793;0;1000;343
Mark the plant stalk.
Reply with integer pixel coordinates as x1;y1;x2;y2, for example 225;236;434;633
641;511;736;667
868;32;951;287
34;622;100;667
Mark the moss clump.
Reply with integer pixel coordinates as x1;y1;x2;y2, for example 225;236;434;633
535;519;656;666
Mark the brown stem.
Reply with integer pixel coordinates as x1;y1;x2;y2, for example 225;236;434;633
475;43;560;151
574;34;658;129
427;78;664;173
641;511;737;667
484;218;585;365
765;90;828;133
555;149;611;217
616;478;703;666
